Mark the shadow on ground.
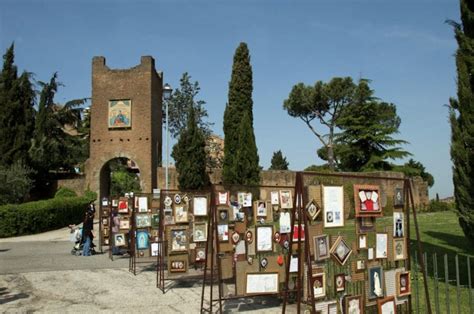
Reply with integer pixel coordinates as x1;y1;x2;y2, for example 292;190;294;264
0;287;29;305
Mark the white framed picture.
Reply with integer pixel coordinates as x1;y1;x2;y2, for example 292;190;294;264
193;196;208;216
393;212;404;238
270;191;280;205
376;233;388;259
323;186;344;228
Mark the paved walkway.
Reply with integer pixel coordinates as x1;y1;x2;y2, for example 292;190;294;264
0;224;293;313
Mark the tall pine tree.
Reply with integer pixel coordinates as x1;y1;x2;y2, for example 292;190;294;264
171;106;210;190
269;150;289;170
234;112;260;185
223;42;259;184
449;0;474;244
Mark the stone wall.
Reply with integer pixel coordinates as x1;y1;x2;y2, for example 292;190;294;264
56;175;86;196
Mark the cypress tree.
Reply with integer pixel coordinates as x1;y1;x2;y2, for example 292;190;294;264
223;42;255;184
449;0;474;244
269;150;289;170
234;111;259;185
171;106;210;190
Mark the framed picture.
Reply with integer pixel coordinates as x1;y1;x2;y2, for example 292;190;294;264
356;259;366;271
108;99;131;129
151;242;160;257
358;234;367;249
311;272;326;299
377;296;396;314
217;191;229;205
169;227;188;253
102;208;110;217
376;233;388;259
195;247;206;261
169;256;187;273
119;218;130;230
393;212;404;238
279;211;291;233
174;205;188;223
335;273;345;292
306;199;321;221
279;190;293;209
193;222;208;242
163;208;174;225
114;233;126;247
292;224;305;242
256;226;273;252
344;295;363;314
103;228;109;237
218;208;228;222
245;273;279;295
394;187;404;207
396;271;411;297
393;238;407;261
368;265;384;299
255;201;267;217
238;192;253;207
135;214;151;228
357;217;376;233
151;214;159;228
111;199;118;208
368;247;374;260
104;238;109;245
101;197;109;207
330;236;352;265
271;191;279;205
354;184;382;217
217;224;229;242
118;197;129;214
102;218;108;226
193;196;208;216
137;196;148;212
323;186;344;228
313;235;330;261
136;230;149;250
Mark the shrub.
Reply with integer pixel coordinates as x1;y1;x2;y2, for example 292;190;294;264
0;196;91;238
427;200;453;212
54;187;77;198
0;162;34;205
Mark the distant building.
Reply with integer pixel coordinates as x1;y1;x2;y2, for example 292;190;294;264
205;134;224;169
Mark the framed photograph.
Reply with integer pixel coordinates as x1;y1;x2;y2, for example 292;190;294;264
376;233;388;259
193;196;208;216
393;212;404;238
394;187;404;207
151;214;159;228
356;259;366;271
312;272;326;299
330;236;352;265
108;99;131;129
102;218;108;227
136;230;149;250
396;271;411;297
135;214;151;228
255;201;267;217
358;234;367;250
151;242;159;257
393;238;407;261
357;217;376;233
217;191;229;205
104;238;109;245
368;247;374;260
217;224;229;242
218;208;228;222
119;218;130;230
118;197;129;214
103;228;109;237
195;247;206;262
238;192;252;207
306;199;321;221
169;256;187;273
114;233;126;247
345;295;363;314
279;190;293;209
377;296;396;314
271;191;279;205
279;211;291;233
163;208;174;225
323;186;344;228
102;208;110;217
101;197;109;207
354;184;382;217
335;273;345;292
111;199;118;208
193;222;208;242
313;235;330;261
292;224;305;242
256;226;273;252
137;196;148;212
174;205;188;223
368;265;384;299
245;273;279;295
169;227;188;253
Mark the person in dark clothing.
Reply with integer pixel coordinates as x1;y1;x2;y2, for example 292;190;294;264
82;201;95;256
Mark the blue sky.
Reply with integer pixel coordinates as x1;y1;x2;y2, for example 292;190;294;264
0;0;459;198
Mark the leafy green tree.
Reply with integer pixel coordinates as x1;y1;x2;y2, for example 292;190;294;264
330;79;410;171
233;112;260;185
0;161;34;205
393;159;435;188
223;42;256;183
165;72;212;138
448;0;474;244
172;106;210;190
269;150;289;170
283;77;355;170
0;44;35;167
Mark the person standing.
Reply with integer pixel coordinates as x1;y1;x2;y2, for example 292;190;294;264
111;208;121;255
82;202;95;256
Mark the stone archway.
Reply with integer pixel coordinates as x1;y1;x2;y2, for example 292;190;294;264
98;157;142;200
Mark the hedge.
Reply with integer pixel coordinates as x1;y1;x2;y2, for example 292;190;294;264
0;195;94;238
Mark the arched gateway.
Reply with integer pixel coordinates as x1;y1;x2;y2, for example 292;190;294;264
85;56;163;200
